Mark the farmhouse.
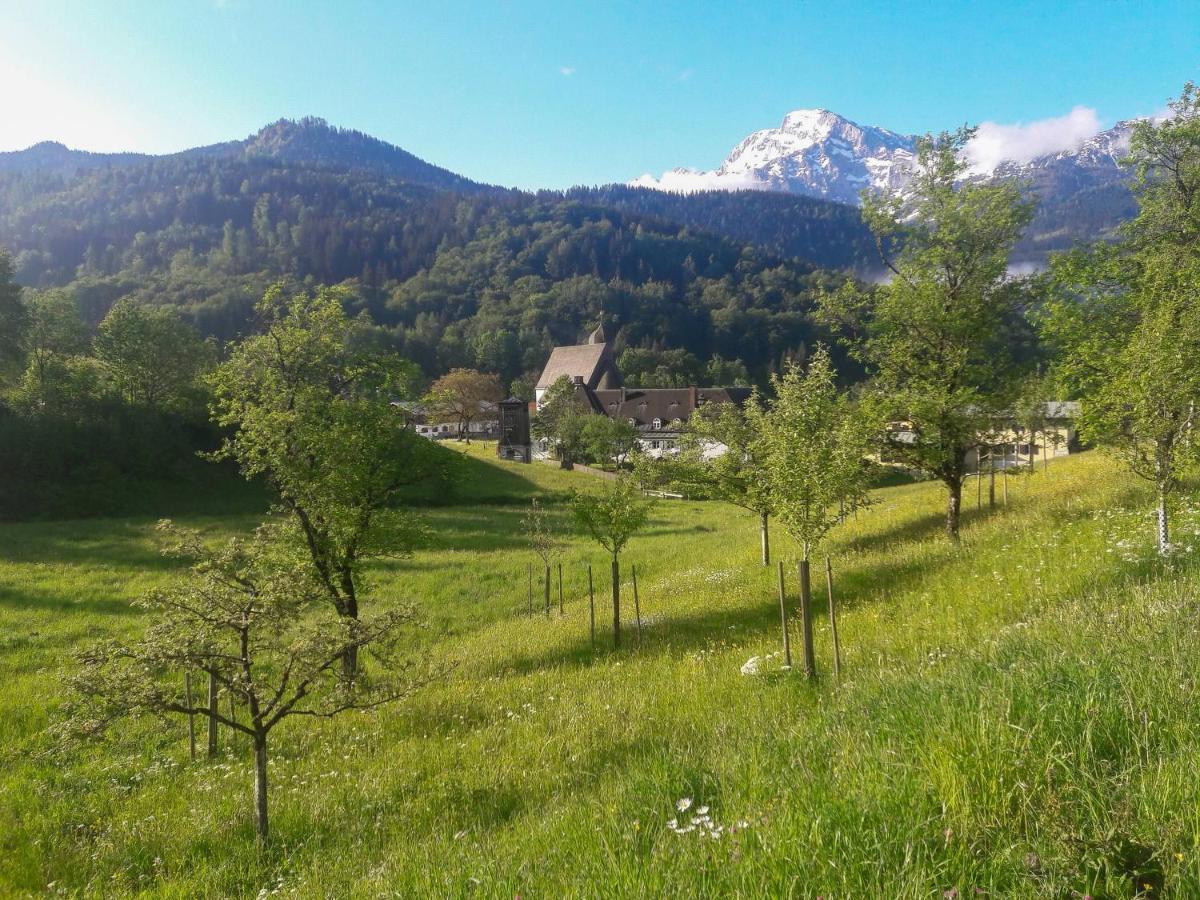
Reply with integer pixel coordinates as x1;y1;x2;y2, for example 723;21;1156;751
533;327;750;458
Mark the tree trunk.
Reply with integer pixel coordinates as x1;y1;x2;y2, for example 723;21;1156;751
611;557;621;649
544;565;551;617
946;477;963;541
797;557;816;678
988;454;996;510
1157;486;1171;557
759;512;770;567
207;671;219;757
557;563;563;615
253;734;269;844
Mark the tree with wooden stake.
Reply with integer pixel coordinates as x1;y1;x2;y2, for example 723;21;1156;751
747;347;877;678
207;285;446;676
522;497;561;618
818;127;1037;542
638;401;775;566
1041;83;1200;557
571;478;653;649
58;520;427;845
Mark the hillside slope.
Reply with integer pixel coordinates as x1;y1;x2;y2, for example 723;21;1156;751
3;448;1198;896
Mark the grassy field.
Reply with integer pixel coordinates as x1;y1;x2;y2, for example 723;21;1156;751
3;444;1200;897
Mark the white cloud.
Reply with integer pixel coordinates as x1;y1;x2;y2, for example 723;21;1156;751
964;106;1101;174
629;168;768;194
559;66;576;76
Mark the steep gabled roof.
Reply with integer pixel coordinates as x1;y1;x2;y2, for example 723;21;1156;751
536;342;621;390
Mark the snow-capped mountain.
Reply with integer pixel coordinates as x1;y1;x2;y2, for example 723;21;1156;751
715;108;917;204
633;108;1135;210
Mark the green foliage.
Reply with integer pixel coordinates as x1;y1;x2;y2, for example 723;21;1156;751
578;415;638;467
208;284;445;628
0;246;27;375
531;375;588;466
94;298;213;411
820;127;1036;538
62;519;421;842
570;476;653;562
1043;84;1200;554
747;347;877;558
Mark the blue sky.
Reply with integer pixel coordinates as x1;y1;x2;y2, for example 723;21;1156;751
1;0;1196;189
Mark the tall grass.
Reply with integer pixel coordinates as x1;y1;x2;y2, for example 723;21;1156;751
2;446;1198;897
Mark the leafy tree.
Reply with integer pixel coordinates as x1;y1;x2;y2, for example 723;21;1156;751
1043;84;1200;555
208;285;445;673
63;521;422;844
0;247;28;377
15;290;88;410
94;298;213;410
820;127;1036;540
424;367;503;442
532;375;588;469
648;399;776;566
571;477;653;648
747;348;877;675
579;415;638;467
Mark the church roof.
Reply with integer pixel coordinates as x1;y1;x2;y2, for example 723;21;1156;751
536;342;611;390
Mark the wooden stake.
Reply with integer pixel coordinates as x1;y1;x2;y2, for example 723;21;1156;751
588;564;596;648
184;672;196;762
976;465;982;510
777;561;791;669
632;564;643;647
557;563;564;615
527;563;533;617
206;671;219;757
797;559;817;678
826;557;841;679
544;565;551;618
611;558;621;649
988;452;996;510
1002;461;1009;507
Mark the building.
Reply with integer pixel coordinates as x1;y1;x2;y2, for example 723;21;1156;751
533;328;749;459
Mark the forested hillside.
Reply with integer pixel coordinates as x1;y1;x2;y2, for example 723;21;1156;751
0;128;851;387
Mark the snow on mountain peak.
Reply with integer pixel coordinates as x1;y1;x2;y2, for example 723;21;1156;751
631;105;1133;208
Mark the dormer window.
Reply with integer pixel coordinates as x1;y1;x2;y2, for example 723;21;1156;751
652;418;663;430
628;418;638;427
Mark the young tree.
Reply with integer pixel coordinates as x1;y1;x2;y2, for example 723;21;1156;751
63;521;423;844
579;415;638;467
523;497;562;616
820;127;1036;540
571;478;653;648
424;367;503;442
1043;84;1200;555
532;375;588;469
678;400;776;566
0;247;29;378
208;285;445;673
748;348;877;676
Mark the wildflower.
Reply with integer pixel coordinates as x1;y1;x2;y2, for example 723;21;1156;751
676;797;693;812
696;805;710;816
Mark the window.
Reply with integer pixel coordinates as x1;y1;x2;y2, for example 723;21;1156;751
652;417;663;430
628;418;637;427
650;440;660;449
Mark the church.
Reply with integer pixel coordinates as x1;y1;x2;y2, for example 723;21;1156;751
529;326;751;459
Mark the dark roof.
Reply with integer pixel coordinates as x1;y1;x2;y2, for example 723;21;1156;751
536;341;622;391
593;387;752;431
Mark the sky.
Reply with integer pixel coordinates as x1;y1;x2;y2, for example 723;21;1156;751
0;0;1197;190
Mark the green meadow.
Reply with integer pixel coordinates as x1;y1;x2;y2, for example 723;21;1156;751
3;444;1200;897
